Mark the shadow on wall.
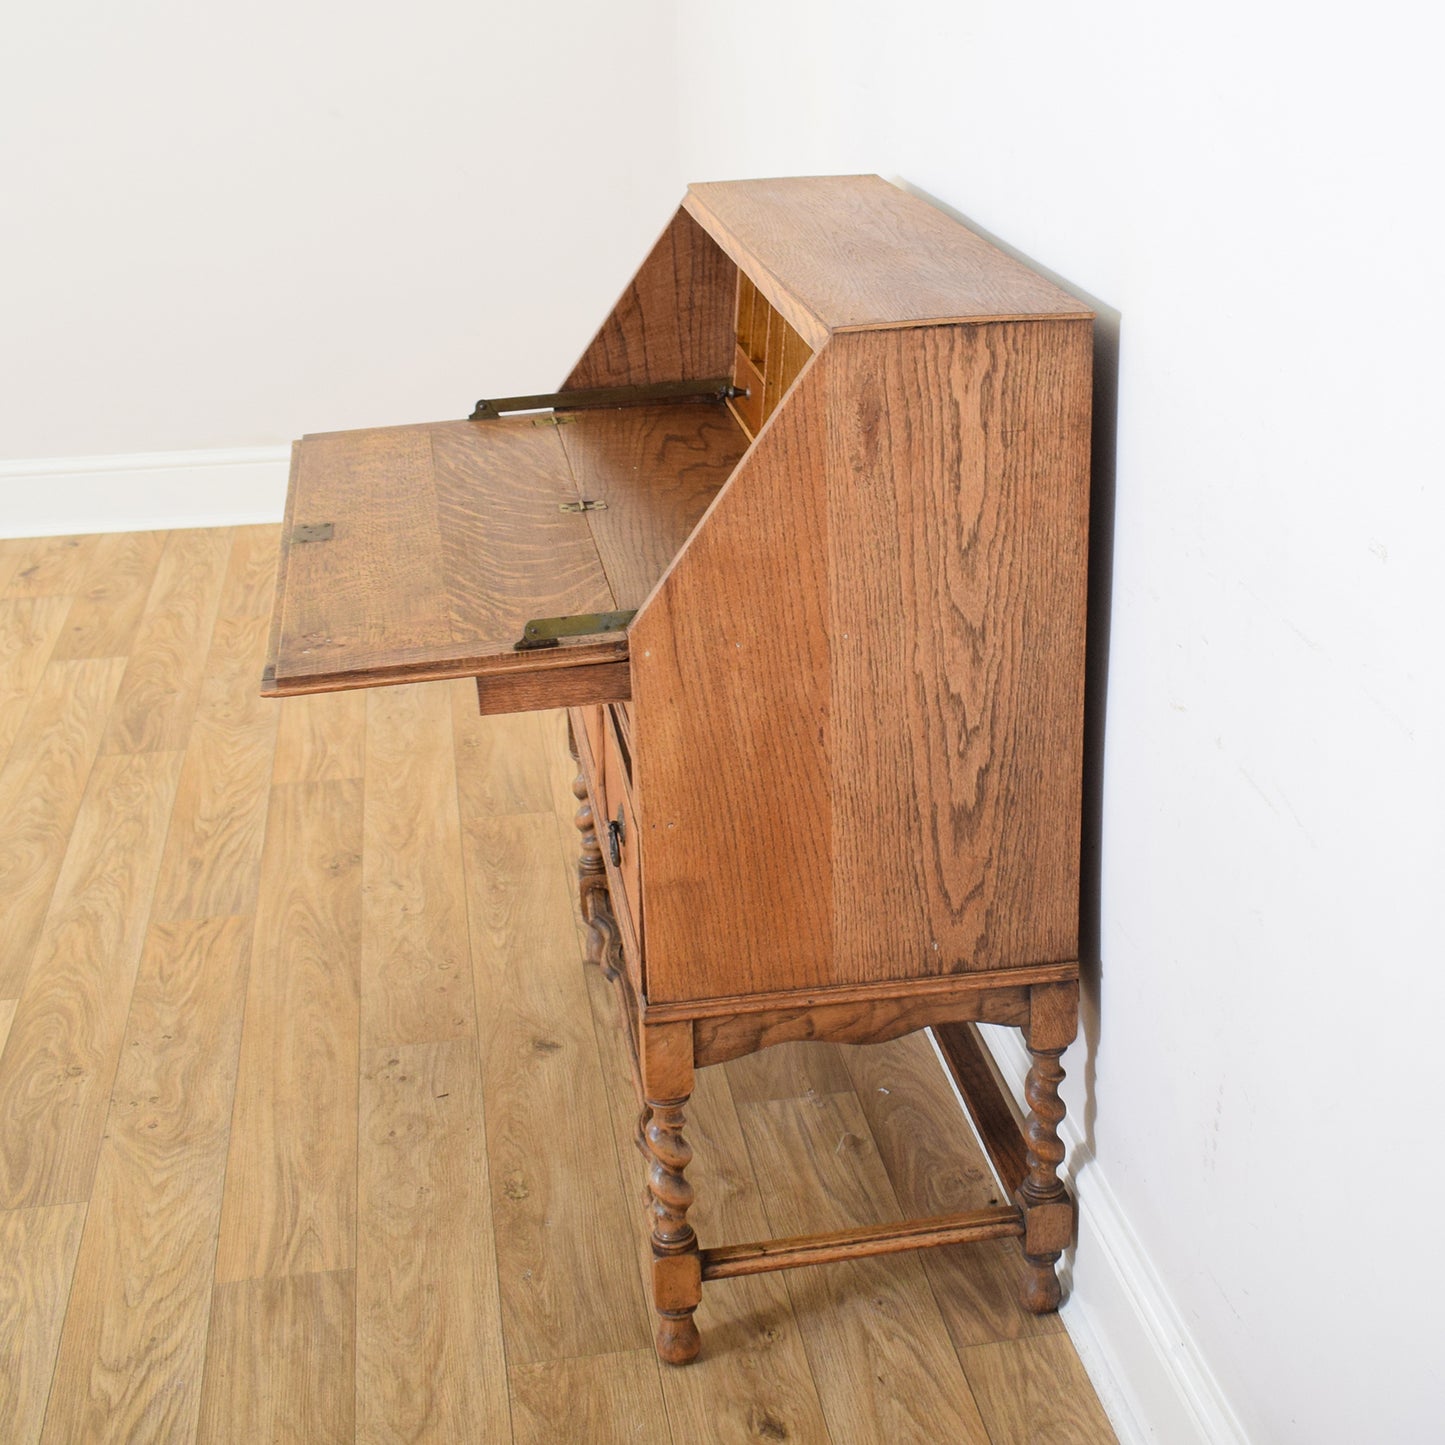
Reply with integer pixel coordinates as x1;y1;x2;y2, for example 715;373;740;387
899;178;1121;1174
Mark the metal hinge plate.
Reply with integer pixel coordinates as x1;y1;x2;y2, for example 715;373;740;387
514;610;636;651
471;377;743;422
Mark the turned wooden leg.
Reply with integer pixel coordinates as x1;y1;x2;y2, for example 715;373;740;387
1017;981;1077;1314
566;716;613;976
641;1022;701;1364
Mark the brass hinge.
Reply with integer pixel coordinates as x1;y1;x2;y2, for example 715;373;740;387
471;378;744;422
514;610;636;651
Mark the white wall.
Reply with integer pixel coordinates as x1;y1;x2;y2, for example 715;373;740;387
1;0;680;463
673;2;1445;1441
8;3;1442;1439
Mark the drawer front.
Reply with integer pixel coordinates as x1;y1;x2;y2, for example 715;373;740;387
579;704;606;782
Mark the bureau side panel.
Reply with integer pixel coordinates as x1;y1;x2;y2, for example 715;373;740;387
826;320;1092;982
629;353;835;1003
563;208;736;390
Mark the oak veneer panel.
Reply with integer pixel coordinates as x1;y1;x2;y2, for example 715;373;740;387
583;967;831;1445
960;1334;1118;1445
196;1269;355;1445
100;528;233;755
50;529;168;660
0;1203;87;1445
0;749;184;1209
686;175;1089;345
459;811;650;1363
357;1042;510;1445
827;320;1092;980
0;595;71;769
564;205;736;390
558;401;748;608
631;351;833;1004
0;658;127;998
509;1351;671;1445
739;1090;992;1444
40;916;253;1445
634;319;1090;1002
271;418;617;693
845;1034;1062;1349
213;780;362;1282
361;683;475;1048
477;659;631;716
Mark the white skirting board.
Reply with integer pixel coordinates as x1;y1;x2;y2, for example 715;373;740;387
0;446;291;539
928;1028;1252;1445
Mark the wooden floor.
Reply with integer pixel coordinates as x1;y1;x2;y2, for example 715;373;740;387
0;525;1116;1445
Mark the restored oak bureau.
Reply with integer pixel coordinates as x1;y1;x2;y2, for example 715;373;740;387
263;175;1093;1364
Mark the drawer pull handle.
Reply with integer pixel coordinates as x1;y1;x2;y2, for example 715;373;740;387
607;808;625;868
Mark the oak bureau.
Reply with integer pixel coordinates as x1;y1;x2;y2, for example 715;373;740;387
262;174;1094;1364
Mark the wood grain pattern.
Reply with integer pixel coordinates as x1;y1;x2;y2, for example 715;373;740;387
213;781;362;1282
452;687;557;818
195;1270;355;1445
3;533;100;597
0;594;71;769
847;1033;1061;1348
476;659;631;716
960;1334;1118;1445
0;1203;87;1445
564;206;736;390
100;528;233;755
460;811;650;1363
827;321;1092;981
361;683;474;1048
583;968;831;1444
686;176;1089;344
936;1021;1029;1196
509;1351;672;1445
40;916;253;1444
0;999;14;1059
150;613;279;920
558;402;747;608
0;658;127;998
739;1090;993;1443
631;350;832;1004
0;749;184;1209
50;529;168;660
271;687;367;782
357;1041;510;1444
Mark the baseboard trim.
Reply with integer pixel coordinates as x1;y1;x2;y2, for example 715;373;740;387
0;446;291;538
929;1027;1252;1445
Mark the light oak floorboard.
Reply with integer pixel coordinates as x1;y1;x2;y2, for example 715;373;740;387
509;1351;671;1445
2;534;100;597
272;687;367;782
960;1334;1117;1445
100;528;233;755
213;781;363;1283
0;595;72;770
0;999;15;1060
0;1203;87;1445
0;749;184;1209
195;1269;355;1445
461;811;650;1365
738;1091;992;1445
50;530;168;661
361;684;475;1048
0;657;128;998
356;1041;510;1444
40;916;254;1445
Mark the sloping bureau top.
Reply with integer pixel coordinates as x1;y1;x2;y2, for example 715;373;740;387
684;175;1090;346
